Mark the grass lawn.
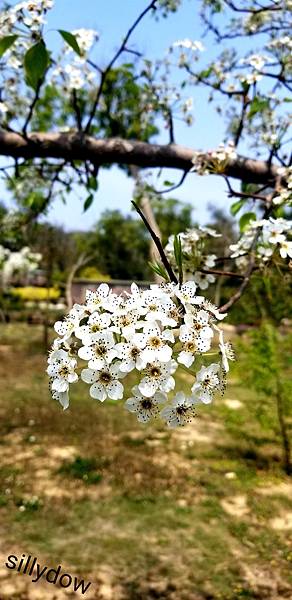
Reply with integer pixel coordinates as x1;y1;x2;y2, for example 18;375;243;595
0;323;291;600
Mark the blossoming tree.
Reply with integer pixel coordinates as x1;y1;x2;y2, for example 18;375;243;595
0;0;291;428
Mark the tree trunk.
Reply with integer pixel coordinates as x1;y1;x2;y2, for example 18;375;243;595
130;165;163;282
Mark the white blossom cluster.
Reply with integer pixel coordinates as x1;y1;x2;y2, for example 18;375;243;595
230;217;292;268
0;245;42;288
47;282;234;428
0;1;54;120
165;227;221;290
191;141;237;175
51;28;98;92
272;167;292;206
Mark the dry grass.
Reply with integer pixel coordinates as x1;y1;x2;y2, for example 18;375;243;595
0;324;291;600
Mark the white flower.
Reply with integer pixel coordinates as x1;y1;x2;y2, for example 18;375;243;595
75;311;111;344
140;288;175;325
115;340;146;372
160;392;196;428
199;226;221;238
257;245;273;261
191;363;220;404
51;389;69;410
125;386;167;423
279;240;292;259
47;351;78;392
204;254;217;268
78;331;117;369
110;307;142;337
81;363;124;401
194;271;216;290
218;330;235;373
178;311;213;365
133;323;174;364
85;284;116;313
138;360;177;397
173;39;205;52
175;281;202;306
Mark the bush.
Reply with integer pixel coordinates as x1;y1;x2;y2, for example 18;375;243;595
10;286;60;302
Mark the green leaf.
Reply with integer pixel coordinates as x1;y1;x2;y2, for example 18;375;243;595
173;235;183;284
0;35;18;58
87;176;98;191
58;30;82;56
148;262;169;281
163;180;174;187
83;194;94;212
173;235;182;267
248;97;269;120
239;212;257;233
24;41;49;90
230;199;246;216
199;67;213;79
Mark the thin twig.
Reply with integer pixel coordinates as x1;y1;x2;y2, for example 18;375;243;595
200;268;244;279
219;205;273;312
85;0;157;133
132;200;178;284
22;80;42;136
224;176;272;203
154;170;189;195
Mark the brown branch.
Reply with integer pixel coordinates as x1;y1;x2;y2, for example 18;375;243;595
22;80;43;136
154;170;189;194
0;131;282;185
223;176;272;203
218;255;257;313
223;0;282;14
200;268;244;279
132;200;178;284
219;204;274;312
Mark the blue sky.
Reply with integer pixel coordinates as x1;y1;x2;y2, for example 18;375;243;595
2;0;240;230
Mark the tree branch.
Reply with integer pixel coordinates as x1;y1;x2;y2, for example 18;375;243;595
132;200;178;284
0;131;282;185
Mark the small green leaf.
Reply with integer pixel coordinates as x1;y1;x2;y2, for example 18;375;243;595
148;262;169;281
230;199;246;216
248;97;269;120
163;180;174;187
83;194;94;212
0;35;18;58
24;41;49;90
87;176;98;191
239;212;257;233
59;30;82;56
173;235;182;267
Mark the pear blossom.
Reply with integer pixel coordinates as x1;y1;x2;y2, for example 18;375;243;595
133;323;174;364
47;350;78;393
81;364;124;401
75;311;111;344
115;340;146;372
191;363;220;404
138;360;177;397
160;392;196;428
279;240;292;259
218;330;235;373
48;281;232;426
125;386;167;422
78;331;117;369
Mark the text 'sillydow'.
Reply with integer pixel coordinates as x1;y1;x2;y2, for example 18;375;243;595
5;554;92;595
